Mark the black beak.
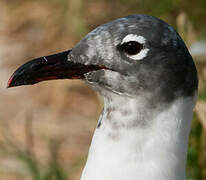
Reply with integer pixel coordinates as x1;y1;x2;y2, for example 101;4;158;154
7;50;106;88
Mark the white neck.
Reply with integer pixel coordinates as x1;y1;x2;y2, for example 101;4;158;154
81;93;196;180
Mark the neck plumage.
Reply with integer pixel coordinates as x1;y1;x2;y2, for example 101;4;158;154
81;93;196;180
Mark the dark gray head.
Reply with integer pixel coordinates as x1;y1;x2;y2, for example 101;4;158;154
70;15;198;103
8;14;198;107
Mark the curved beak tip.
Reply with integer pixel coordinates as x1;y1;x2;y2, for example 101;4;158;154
7;75;14;88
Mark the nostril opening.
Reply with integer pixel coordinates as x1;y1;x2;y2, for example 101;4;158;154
31;58;56;71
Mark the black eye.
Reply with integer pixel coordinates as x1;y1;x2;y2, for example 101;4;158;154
120;41;143;55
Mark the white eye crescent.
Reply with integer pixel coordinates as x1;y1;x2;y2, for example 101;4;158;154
120;34;149;60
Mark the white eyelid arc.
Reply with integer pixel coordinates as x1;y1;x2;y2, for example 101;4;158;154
121;34;146;44
128;48;149;60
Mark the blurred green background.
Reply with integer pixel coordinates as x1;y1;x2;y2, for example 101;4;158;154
0;0;206;179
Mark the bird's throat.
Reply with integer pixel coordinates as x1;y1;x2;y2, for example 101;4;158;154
81;94;196;180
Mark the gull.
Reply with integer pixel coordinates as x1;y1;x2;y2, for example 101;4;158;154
7;14;198;180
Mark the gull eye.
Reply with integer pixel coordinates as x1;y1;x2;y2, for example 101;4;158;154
119;34;150;61
120;41;143;55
